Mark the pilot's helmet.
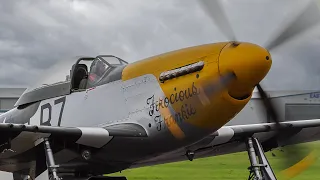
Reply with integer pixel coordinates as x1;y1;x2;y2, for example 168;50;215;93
94;60;106;77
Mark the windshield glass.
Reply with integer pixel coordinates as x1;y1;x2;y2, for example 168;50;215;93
88;59;110;83
97;55;128;66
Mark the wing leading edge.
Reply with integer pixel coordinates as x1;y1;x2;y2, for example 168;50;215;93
132;119;320;168
0;122;148;149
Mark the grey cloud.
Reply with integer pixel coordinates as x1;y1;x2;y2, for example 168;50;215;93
263;39;320;90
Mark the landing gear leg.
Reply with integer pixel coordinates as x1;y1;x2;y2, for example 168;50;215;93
43;138;60;180
33;138;127;180
34;138;61;180
246;137;277;180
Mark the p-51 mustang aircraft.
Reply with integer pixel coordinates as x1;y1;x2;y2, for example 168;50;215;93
1;0;320;180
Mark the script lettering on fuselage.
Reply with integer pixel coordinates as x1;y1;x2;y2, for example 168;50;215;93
146;82;199;131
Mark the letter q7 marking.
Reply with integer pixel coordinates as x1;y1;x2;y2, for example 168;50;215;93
40;96;66;126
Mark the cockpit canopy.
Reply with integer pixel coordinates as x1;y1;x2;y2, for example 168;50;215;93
71;55;127;90
15;55;128;107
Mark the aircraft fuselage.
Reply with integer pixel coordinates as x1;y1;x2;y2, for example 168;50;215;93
0;42;271;175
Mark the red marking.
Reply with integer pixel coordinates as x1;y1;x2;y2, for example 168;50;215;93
88;87;96;91
89;73;97;81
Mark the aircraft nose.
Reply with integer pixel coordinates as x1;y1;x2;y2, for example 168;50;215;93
218;42;272;99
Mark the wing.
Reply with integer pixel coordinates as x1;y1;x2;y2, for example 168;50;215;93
0;122;148;177
131;119;320;168
0;122;147;148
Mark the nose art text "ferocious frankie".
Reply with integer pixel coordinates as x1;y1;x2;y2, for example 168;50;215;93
146;82;201;131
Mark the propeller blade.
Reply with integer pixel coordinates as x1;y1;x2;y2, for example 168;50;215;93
256;84;281;126
197;72;236;106
280;147;316;180
157;72;236;138
264;0;320;51
256;84;316;179
198;0;237;41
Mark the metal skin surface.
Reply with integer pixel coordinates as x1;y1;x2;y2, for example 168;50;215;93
0;42;272;177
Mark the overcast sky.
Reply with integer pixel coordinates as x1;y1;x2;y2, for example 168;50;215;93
0;0;320;91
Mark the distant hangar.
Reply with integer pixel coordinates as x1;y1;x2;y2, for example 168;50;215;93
0;88;26;114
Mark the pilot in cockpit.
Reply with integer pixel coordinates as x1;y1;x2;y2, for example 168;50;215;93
88;59;106;85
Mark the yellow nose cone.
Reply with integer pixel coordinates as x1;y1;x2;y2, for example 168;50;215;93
218;42;272;99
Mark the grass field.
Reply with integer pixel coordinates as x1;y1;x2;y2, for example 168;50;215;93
111;142;320;180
